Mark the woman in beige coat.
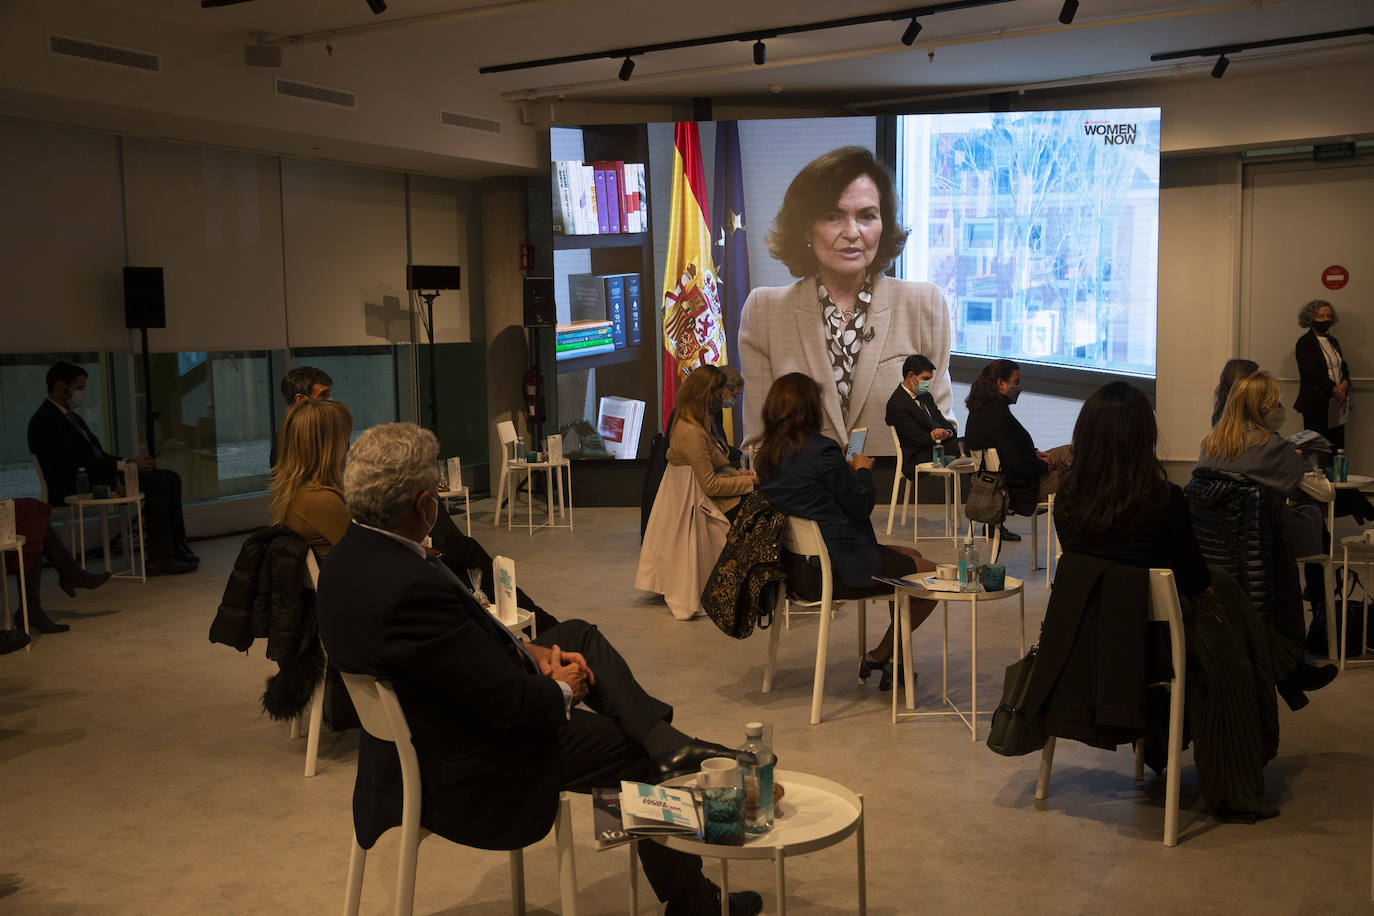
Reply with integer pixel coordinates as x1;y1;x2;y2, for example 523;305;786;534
638;365;756;619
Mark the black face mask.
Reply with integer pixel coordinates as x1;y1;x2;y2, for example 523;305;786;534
1313;320;1332;334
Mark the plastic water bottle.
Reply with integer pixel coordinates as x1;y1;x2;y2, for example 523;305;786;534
76;466;90;496
931;442;944;467
1334;449;1348;483
958;536;981;592
738;721;774;835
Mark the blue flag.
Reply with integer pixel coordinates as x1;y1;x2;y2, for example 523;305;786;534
711;121;750;444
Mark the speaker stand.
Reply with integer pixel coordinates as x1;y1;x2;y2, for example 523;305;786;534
418;290;441;434
139;326;157;459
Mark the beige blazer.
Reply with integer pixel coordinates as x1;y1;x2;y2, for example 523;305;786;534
666;419;753;514
737;274;952;453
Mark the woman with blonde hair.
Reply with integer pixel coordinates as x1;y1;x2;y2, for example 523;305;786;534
271;398;354;560
666;365;756;518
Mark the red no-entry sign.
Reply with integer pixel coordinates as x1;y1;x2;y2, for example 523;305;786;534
1322;265;1349;290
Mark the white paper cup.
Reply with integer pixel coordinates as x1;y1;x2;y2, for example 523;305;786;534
936;563;958;580
699;757;741;788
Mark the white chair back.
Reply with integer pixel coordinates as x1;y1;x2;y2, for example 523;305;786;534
305;550;320;590
497;420;520;458
969;447;1002;472
889;426;905;469
31;455;50;504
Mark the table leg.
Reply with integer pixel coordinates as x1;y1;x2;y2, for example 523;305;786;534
136;498;147;581
527;469;534;536
628;842;638;915
774;849;786;916
855;795;867;916
1329;499;1336;564
566;466;574;531
78;503;87;570
891;591;901;724
1341;546;1349;672
941;600;949;705
719;859;730;916
1019;590;1026;656
970;595;978;741
17;552;30;651
545;467;555;525
100;507;111;573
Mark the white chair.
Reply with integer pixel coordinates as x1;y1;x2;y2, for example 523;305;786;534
290;550;328;778
885;427;914;535
1035;567;1187;847
439;456;472;537
968;448;1053;576
340;673;579;916
32;455;75;545
0;522;32;651
493;420;523;529
764;517;869;726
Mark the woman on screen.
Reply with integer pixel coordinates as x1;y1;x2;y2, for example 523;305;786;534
737;147;952;448
756;373;937;690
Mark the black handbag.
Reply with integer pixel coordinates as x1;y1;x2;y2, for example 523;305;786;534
965;460;1009;525
985;646;1047;757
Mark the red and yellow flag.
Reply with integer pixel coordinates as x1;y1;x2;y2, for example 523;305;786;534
660;122;727;422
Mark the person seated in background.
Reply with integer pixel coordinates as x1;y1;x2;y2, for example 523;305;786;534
3;496;109;635
317;422;762;916
269;365;333;466
270;398;355;561
1195;370;1336;655
709;364;746;469
756;373;938;690
1211;358;1259;427
28;361;195;576
963;359;1072;543
885;353;957;479
667;365;756;520
1053;381;1332;821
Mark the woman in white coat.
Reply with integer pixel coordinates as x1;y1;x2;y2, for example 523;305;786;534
739;146;952;449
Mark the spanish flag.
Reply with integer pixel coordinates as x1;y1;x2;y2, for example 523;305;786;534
660;122;727;423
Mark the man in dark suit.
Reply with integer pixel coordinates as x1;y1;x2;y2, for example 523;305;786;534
27;361;196;576
884;353;957;480
317;422;761;916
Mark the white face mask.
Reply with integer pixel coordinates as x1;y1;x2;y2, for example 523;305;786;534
68;388;87;409
1262;406;1286;431
423;492;439;534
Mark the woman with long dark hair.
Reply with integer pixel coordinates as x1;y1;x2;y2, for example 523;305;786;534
756;373;936;689
1055;381;1330;820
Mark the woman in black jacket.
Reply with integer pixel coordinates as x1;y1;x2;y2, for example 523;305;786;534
1293;299;1349;448
962;359;1071;538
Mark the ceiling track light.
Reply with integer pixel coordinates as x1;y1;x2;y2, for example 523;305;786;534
1211;54;1229;78
753;39;766;65
901;18;923;46
618;56;635;81
365;0;386;13
1058;0;1078;25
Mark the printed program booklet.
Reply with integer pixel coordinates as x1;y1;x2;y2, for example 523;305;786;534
592;783;703;850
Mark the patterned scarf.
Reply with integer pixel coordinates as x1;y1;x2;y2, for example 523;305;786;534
819;276;875;420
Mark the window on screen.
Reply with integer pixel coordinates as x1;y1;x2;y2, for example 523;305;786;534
895;108;1161;377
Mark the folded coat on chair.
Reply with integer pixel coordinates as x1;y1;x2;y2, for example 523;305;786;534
636;464;730;620
701;490;788;639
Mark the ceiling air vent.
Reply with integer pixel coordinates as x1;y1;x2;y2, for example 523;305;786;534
275;78;355;109
440;110;502;134
49;34;160;72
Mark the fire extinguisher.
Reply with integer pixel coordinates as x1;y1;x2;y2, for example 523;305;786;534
524;366;545;423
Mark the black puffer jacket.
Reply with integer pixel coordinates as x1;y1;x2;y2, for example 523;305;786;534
209;525;324;721
1183;467;1285;622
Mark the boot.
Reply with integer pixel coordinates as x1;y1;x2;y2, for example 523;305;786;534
19;565;71;634
43;528;111;597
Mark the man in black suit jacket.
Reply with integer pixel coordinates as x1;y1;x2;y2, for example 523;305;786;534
27;361;196;576
316;422;761;916
884;354;957;480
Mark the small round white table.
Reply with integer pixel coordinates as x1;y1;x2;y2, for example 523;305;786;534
0;534;31;649
65;492;146;582
889;574;1025;739
1337;533;1374;671
649;769;866;916
911;460;974;549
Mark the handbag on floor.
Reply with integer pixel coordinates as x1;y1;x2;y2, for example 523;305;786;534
965;460;1009;526
986;646;1047;757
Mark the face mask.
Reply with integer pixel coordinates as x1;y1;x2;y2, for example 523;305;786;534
916;378;932;394
422;492;439;534
1004;385;1022;405
720;397;737;410
1262;406;1286;431
68;388;87;409
1313;320;1332;334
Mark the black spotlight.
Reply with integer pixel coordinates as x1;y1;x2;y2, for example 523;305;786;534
618;56;635;81
1058;0;1077;25
753;40;766;65
901;18;923;46
366;0;386;13
1211;54;1229;78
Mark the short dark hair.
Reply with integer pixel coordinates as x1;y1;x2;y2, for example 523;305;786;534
766;147;909;279
902;355;936;378
46;361;88;393
280;366;333;404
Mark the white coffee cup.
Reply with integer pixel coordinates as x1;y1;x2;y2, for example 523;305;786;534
936;563;958;580
698;757;741;788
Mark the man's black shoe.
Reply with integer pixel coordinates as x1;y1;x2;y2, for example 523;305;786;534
0;629;33;654
652;740;742;782
665;880;763;916
998;526;1021;542
147;557;197;577
174;544;200;565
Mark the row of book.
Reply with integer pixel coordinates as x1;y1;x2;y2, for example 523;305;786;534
556;272;642;360
553;160;648;236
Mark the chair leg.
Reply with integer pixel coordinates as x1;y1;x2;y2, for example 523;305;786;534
494;466;507;527
857;599;867;668
508;848;526;916
289;714;302;740
900;476;910;527
763;605;783;694
628;842;639;915
1323;561;1338;663
1134;738;1145;783
886;474;901;535
1035;736;1056;800
304;674;326;778
810;599;833;725
555;793;579;915
343;838;366;916
1030;511;1040;570
1163;682;1185;847
989;526;1002;565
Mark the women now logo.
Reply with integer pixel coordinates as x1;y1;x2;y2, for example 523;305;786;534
1082;122;1139;145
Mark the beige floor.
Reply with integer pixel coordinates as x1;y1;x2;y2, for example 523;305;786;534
3;499;1372;915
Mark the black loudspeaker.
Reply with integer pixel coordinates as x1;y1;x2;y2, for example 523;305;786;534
406;264;461;290
123;267;166;329
523;276;556;327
